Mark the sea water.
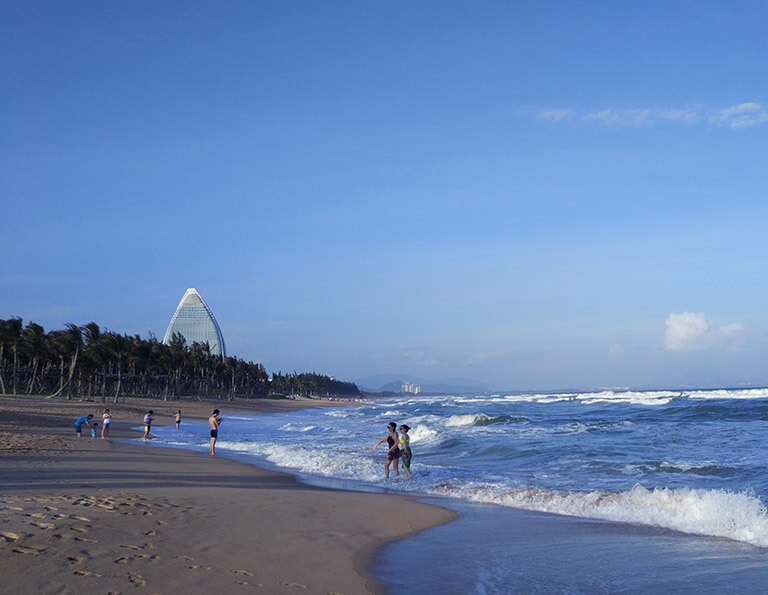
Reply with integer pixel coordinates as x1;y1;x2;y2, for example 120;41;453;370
148;388;768;592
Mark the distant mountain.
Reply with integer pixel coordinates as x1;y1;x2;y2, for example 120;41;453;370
356;373;502;395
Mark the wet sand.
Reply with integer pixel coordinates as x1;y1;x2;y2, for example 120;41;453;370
0;395;455;594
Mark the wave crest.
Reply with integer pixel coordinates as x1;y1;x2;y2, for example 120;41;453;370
430;483;768;547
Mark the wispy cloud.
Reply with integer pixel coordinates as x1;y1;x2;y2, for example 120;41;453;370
708;102;768;128
534;103;768;129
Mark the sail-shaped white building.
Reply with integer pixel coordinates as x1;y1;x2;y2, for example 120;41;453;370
162;288;226;357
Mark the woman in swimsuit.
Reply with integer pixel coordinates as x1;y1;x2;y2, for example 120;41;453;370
366;422;400;478
399;424;413;479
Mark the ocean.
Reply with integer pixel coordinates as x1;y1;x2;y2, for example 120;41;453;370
147;388;768;593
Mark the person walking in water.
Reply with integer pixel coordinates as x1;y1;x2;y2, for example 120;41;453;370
366;422;400;478
399;424;413;480
175;410;181;432
209;409;222;456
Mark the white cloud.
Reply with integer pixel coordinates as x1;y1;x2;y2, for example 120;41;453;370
709;102;768;129
535;108;576;123
533;103;767;129
664;312;744;351
665;312;711;350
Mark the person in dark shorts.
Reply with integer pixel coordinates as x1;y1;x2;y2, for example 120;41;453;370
74;414;94;439
208;409;222;456
366;422;401;478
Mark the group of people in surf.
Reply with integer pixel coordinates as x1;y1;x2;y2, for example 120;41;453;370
367;422;413;480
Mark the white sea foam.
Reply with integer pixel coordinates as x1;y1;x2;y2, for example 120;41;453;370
445;413;513;427
279;423;318;432
429;483;768;547
446;413;493;427
410;425;440;444
689;388;768;400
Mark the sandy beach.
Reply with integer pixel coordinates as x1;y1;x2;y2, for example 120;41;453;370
0;395;456;594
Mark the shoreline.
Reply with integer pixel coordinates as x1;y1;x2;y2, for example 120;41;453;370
1;394;456;594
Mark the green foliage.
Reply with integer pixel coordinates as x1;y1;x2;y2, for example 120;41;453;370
0;317;360;401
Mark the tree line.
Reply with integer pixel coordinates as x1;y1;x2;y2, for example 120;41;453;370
0;317;360;402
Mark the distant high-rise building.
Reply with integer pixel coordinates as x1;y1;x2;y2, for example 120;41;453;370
162;288;226;357
402;381;421;395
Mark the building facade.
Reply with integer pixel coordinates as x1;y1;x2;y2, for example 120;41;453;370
162;288;226;357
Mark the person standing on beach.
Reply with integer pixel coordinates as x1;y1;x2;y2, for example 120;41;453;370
399;425;413;480
366;422;400;478
209;409;222;456
175;410;181;432
74;414;94;439
142;410;153;439
101;408;112;439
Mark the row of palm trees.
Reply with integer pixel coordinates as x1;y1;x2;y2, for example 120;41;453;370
0;317;360;402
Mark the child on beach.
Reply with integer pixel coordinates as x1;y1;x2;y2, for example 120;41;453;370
366;422;400;479
142;410;153;439
399;425;413;480
102;408;111;439
74;414;94;439
91;422;98;439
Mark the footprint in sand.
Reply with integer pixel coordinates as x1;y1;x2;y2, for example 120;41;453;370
71;527;89;533
1;531;20;542
70;515;90;522
31;521;56;529
282;582;308;589
186;565;212;571
73;569;101;577
67;555;86;563
128;573;146;587
75;537;98;543
27;512;46;519
231;569;254;577
12;545;44;555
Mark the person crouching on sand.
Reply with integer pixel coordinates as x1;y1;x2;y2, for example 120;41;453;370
209;409;222;456
399;425;413;480
366;422;400;478
74;414;94;439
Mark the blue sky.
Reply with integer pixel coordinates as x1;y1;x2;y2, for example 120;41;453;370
2;1;767;390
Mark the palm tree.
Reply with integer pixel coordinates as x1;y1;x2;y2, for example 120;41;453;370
21;321;47;394
105;333;131;403
48;323;83;399
0;317;23;394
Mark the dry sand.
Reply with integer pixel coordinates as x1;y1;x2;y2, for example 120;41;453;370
0;395;456;594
